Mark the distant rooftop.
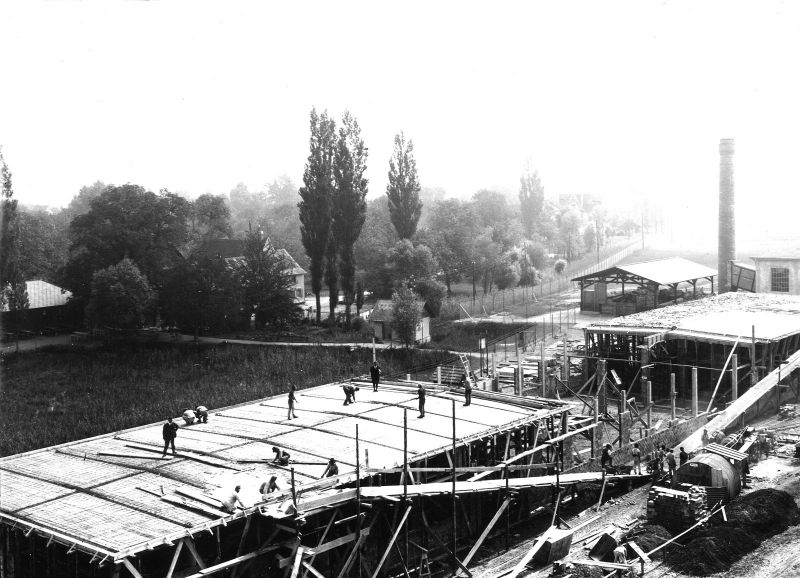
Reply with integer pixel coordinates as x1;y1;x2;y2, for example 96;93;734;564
195;239;306;276
1;280;71;311
572;257;717;286
586;292;800;344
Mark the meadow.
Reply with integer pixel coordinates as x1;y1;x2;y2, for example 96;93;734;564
0;342;452;456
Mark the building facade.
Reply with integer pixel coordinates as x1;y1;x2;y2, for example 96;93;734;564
752;257;800;295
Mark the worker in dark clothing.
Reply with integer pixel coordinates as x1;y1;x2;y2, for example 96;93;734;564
321;458;339;478
741;458;750;488
194;405;209;424
679;447;689;466
342;384;359;405
370;362;381;392
417;383;426;418
162;417;179;456
287;385;298;420
272;446;291;466
600;444;613;471
462;374;472;406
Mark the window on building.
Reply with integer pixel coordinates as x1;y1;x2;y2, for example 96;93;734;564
295;287;304;299
771;267;790;292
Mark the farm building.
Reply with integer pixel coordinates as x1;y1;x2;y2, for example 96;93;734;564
0;380;601;578
368;299;432;343
196;238;306;302
0;280;79;333
572;257;717;316
582;292;800;410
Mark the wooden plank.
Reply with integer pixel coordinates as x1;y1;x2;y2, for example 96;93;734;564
97;452;169;460
573;560;634;570
628;540;651;564
290;547;305;578
542;423;598;445
121;558;144;578
595;475;608;512
181;542;291;578
507;526;556;578
302;561;327;578
184;537;207;569
160;495;225;518
455;497;512;576
165;540;184;578
370;506;412;578
174;487;224;509
312;528;371;556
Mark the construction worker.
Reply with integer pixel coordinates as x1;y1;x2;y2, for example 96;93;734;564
194;405;209;424
271;446;291;466
667;449;677;481
260;476;280;498
321;458;339;478
221;485;245;514
612;544;628;577
370;362;381;392
701;428;710;446
287;385;298;420
601;444;613;471
463;374;472;406
631;443;642;474
741;458;750;488
181;408;196;425
161;417;178;456
342;384;358;405
679;446;689;466
417;383;426;418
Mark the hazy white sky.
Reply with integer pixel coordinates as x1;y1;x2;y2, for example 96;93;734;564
1;0;799;228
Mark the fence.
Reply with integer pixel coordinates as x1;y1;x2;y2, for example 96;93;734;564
443;240;641;320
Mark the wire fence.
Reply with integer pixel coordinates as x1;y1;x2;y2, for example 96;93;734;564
442;240;641;320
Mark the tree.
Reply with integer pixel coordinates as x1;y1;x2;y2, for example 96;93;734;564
160;254;242;336
494;257;520;290
298;109;336;324
228;182;267;234
266;175;298;207
190;193;232;245
519;169;545;237
391;282;420;347
472;228;503;294
17;207;70;282
332;111;369;327
0;147;28;310
387;240;437;286
66;181;108;218
85;259;155;330
62;184;190;301
414;278;446;317
471;189;522;251
423;199;474;294
386;132;422;239
557;207;584;260
237;230;301;328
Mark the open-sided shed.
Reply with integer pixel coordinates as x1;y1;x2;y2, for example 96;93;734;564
572;257;717;315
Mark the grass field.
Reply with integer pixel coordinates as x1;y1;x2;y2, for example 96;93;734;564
422;320;534;351
0;342;453;457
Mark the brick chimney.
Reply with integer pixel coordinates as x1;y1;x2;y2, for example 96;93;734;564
718;138;735;292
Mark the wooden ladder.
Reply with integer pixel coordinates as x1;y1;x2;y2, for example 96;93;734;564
417;552;432;578
458;353;475;387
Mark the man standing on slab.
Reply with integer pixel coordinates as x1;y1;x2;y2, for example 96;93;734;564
370;362;381;392
417;383;426;418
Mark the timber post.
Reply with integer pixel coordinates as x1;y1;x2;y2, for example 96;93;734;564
692;367;699;417
731;354;738;401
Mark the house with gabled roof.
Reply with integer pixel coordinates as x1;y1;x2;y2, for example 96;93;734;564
368;299;432;343
195;238;306;302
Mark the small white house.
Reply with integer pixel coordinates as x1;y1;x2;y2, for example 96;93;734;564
368;299;432;344
751;256;800;295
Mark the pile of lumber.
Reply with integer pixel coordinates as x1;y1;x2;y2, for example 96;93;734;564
647;485;708;529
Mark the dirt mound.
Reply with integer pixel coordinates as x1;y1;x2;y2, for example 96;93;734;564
667;525;759;576
633;524;673;558
724;488;800;536
552;564;602;578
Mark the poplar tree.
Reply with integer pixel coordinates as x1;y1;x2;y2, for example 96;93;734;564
298;109;336;324
332;111;368;327
519;169;545;238
0;147;28;310
386;132;422;239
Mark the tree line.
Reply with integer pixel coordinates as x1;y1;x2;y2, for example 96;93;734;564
0;113;639;332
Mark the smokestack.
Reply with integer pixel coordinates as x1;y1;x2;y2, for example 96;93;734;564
718;138;735;292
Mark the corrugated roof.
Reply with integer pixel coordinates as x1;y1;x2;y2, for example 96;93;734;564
1;280;72;311
572;257;717;285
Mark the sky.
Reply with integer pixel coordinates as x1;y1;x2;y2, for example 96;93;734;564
1;0;800;234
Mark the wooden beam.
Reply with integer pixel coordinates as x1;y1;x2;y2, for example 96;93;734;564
301;510;338;578
370;506;412;578
301;561;327;578
121;559;144;578
181;542;291;578
289;547;305;578
165;540;184;578
542;423;598;445
455;497;512;576
468;437;545;482
311;528;371;556
184;537;207;570
507;527;556;578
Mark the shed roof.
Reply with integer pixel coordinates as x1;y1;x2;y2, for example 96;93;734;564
1;280;72;311
0;382;567;559
572;257;717;286
586;292;800;344
368;299;431;323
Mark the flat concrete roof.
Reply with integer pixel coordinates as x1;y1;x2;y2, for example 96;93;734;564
585;292;800;344
0;381;568;559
